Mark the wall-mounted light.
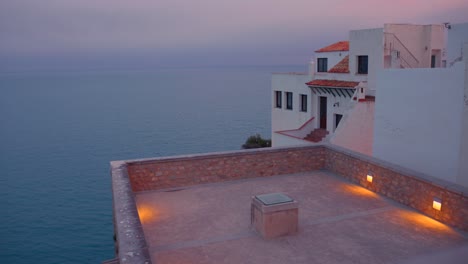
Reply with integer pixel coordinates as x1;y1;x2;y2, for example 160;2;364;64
333;102;340;107
433;197;442;211
366;174;373;183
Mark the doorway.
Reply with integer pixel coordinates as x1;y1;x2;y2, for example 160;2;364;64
335;114;343;131
319;96;327;129
431;49;441;68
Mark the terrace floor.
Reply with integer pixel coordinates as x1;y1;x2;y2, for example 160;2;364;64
135;170;468;264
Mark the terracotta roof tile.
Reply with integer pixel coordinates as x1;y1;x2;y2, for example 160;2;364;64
328;55;349;73
306;79;358;88
315;41;349;53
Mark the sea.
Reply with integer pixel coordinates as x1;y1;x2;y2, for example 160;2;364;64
0;65;304;264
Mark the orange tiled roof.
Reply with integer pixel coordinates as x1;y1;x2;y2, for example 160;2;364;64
328;55;349;73
306;79;358;88
315;41;349;53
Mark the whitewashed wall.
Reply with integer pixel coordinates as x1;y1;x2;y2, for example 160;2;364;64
349;28;384;92
319;93;354;133
314;51;348;77
373;65;465;185
457;43;468;187
271;73;314;134
447;23;468;66
384;24;445;68
330;101;374;155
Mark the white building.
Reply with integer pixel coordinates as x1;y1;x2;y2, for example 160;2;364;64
272;23;446;151
373;23;468;187
272;22;468;187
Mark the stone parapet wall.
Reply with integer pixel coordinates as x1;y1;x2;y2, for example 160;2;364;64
324;145;468;231
110;161;151;264
126;146;326;192
110;144;468;264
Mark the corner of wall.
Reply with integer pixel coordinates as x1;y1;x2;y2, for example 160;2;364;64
456;43;468;187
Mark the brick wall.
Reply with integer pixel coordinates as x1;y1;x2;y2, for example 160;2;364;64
120;144;468;231
324;145;468;231
126;146;325;192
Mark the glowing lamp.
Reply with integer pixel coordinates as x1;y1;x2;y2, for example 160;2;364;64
366;174;373;183
432;198;442;211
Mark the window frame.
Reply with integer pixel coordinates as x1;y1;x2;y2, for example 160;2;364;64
285;92;293;110
317;58;328;72
357;55;368;74
300;94;307;112
274;91;282;108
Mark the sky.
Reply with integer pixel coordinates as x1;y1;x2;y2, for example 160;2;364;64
1;0;467;72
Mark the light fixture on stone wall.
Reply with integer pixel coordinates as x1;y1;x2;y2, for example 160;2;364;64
366;173;373;183
433;197;442;211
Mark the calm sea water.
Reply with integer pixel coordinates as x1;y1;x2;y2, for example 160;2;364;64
0;65;303;264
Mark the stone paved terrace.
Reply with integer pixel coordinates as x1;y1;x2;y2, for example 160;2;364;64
136;172;467;264
109;144;468;264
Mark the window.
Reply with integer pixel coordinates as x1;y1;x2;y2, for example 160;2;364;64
300;94;307;112
317;58;328;72
275;91;282;108
286;92;293;110
357;55;368;74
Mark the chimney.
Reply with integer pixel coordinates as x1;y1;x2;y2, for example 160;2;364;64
308;58;315;79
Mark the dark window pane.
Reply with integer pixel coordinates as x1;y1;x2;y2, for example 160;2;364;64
317;58;328;72
300;94;307;112
275;91;282;108
286;92;293;110
358;56;368;74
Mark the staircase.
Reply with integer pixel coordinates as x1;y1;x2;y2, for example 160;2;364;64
304;129;329;143
384;33;419;68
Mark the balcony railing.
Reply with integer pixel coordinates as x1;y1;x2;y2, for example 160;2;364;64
384;33;419;68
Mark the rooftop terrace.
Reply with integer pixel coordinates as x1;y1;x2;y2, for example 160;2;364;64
109;144;468;264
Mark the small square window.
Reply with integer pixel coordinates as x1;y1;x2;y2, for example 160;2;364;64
275;91;282;108
286;92;293;110
300;94;307;112
357;55;368;74
317;58;328;72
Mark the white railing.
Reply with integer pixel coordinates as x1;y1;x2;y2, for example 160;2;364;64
275;116;316;140
384;33;419;68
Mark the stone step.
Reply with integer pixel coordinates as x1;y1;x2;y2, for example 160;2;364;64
304;128;329;143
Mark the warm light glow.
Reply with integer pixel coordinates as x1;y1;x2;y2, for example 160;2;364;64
366;175;373;183
433;199;442;211
341;184;378;198
137;204;159;224
397;210;452;232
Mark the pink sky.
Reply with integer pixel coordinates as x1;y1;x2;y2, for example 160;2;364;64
0;0;467;70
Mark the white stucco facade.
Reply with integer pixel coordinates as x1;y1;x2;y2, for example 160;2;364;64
271;73;313;133
349;28;384;94
372;23;468;187
314;51;348;76
373;64;465;185
384;24;446;68
447;23;468;66
317;93;355;133
457;42;468;187
271;71;319;147
271;22;460;157
330;101;375;156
